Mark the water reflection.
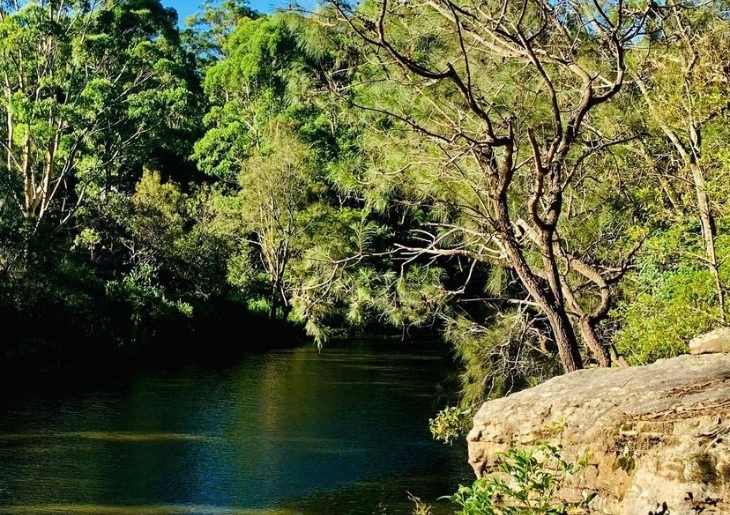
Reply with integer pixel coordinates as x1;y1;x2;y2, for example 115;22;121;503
0;341;471;514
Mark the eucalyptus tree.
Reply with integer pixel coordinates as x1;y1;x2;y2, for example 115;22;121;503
630;1;730;324
0;0;194;228
318;0;657;372
0;0;201;355
599;2;730;364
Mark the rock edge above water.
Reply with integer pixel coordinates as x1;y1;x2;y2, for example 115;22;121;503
467;353;730;515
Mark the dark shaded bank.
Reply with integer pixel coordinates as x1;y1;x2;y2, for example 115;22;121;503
0;298;307;388
0;295;452;396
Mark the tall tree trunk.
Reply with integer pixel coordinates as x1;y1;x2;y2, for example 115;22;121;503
493;170;584;373
514;218;615;368
270;283;279;320
5;91;12;172
22;136;31;217
545;304;584;372
690;163;726;323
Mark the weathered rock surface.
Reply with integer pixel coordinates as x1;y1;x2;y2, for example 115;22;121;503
467;354;730;515
690;327;730;355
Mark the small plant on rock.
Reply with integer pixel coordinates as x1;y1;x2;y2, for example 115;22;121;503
446;442;596;515
429;406;473;444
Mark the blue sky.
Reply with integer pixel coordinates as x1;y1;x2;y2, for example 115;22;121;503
162;0;318;26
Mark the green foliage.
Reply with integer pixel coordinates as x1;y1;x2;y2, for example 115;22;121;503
63;169;238;352
429;405;472;445
429;313;561;445
612;1;730;364
194;10;375;331
614;269;714;364
194;13;317;182
105;263;193;345
613;215;730;364
447;443;595;515
183;0;258;68
445;312;561;409
0;0;197;223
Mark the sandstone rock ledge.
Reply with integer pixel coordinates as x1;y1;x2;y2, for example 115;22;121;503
467;354;730;515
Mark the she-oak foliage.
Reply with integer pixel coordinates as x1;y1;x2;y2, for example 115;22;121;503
311;0;657;373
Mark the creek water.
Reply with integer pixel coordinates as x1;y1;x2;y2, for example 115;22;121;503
0;340;473;515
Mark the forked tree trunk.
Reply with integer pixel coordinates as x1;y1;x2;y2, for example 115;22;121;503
500;229;584;373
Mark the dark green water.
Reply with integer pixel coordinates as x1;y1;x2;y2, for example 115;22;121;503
0;340;472;515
